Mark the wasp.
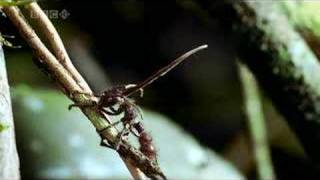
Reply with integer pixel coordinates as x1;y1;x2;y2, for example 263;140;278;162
70;45;208;159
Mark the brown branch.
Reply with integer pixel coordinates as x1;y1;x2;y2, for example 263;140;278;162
2;6;79;94
23;2;91;93
122;157;147;179
2;6;166;179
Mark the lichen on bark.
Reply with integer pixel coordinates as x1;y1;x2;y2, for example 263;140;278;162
201;0;320;164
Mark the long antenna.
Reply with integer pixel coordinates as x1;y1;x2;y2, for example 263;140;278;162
124;44;208;96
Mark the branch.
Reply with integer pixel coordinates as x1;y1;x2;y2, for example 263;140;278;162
2;6;79;95
0;44;20;179
200;0;320;164
2;6;165;179
280;1;320;59
238;62;275;179
23;2;91;92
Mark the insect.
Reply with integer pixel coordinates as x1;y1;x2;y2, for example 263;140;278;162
139;131;156;161
71;45;208;159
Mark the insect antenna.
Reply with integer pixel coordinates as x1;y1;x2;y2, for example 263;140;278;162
124;44;208;96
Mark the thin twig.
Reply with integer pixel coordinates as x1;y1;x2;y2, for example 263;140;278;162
23;2;91;92
238;61;275;180
122;157;147;180
2;6;80;94
2;6;165;179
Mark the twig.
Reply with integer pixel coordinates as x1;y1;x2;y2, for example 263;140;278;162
193;0;320;164
238;62;275;180
2;6;165;179
2;6;79;94
122;157;147;180
23;2;91;93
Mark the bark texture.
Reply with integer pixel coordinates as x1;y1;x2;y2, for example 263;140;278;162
200;0;320;164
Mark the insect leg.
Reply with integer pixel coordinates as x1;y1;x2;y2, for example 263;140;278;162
97;122;128;150
131;121;145;137
114;124;131;150
130;127;140;137
100;107;123;116
110;106;123;115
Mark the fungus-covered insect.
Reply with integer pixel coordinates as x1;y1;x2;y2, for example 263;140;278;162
71;45;208;159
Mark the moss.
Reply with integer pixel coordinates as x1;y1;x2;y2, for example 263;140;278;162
201;0;320;162
0;123;9;132
281;1;320;37
0;0;35;6
277;45;290;62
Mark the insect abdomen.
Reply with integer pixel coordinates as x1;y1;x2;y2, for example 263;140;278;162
139;132;157;161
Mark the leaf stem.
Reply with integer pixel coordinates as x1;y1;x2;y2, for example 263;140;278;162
238;62;275;180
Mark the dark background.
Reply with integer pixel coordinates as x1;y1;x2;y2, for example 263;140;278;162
2;0;317;179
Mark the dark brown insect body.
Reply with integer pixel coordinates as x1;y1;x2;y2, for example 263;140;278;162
73;45;207;161
139;131;157;161
97;85;157;160
98;85;127;109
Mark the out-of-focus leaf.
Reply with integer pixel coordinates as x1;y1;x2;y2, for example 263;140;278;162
0;123;9;132
281;1;320;36
0;0;35;6
12;85;244;179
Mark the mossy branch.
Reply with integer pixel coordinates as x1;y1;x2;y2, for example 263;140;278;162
280;1;320;60
201;0;320;164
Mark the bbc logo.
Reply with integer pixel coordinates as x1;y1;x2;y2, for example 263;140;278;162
30;9;70;20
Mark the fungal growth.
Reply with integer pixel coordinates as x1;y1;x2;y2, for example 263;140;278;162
71;45;208;161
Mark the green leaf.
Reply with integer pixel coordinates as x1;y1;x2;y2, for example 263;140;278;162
0;123;9;132
0;0;35;6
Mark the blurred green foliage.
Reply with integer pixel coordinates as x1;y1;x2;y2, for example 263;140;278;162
281;1;320;37
0;123;9;132
11;84;243;179
0;0;35;6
